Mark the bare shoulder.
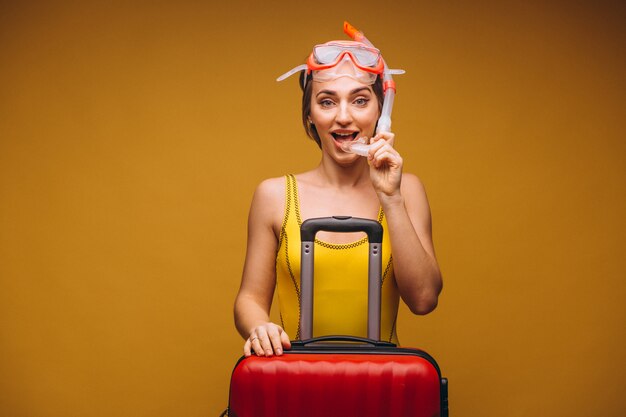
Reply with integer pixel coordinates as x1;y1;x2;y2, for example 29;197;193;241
254;176;286;202
400;172;428;199
249;176;287;235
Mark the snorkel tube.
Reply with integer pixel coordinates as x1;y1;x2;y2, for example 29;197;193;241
343;21;397;134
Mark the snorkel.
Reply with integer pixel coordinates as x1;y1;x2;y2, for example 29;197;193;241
343;21;396;135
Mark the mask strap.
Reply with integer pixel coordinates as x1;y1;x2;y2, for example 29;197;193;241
276;64;308;82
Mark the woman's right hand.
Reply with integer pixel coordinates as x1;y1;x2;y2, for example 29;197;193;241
244;322;291;357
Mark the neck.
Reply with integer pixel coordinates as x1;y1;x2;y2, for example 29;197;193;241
315;153;371;188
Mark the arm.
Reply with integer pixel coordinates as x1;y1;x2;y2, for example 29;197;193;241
234;179;291;356
368;134;443;314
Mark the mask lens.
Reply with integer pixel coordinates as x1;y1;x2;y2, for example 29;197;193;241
314;45;342;64
351;47;380;67
314;45;380;68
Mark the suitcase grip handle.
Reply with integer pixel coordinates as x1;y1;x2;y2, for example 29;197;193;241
300;217;383;341
300;216;383;243
291;335;396;348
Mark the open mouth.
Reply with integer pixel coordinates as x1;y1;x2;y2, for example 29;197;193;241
331;131;359;143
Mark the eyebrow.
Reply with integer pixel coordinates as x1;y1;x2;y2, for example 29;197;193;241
316;87;372;97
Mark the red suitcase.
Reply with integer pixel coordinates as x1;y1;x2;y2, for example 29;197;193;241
226;217;448;417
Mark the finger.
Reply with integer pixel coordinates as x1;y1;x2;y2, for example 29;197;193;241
373;146;400;162
243;339;252;357
250;336;264;356
367;140;387;160
371;131;395;145
373;151;401;169
372;139;398;156
280;330;292;351
267;326;284;356
382;131;395;146
256;327;274;357
370;143;397;165
368;135;385;148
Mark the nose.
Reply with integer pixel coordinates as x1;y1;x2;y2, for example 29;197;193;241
335;101;353;125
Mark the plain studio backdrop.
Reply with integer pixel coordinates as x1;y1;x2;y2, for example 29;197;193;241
0;1;624;416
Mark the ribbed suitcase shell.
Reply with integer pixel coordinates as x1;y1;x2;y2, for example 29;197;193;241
229;343;447;417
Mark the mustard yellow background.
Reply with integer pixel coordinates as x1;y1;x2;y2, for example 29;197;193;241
1;1;624;416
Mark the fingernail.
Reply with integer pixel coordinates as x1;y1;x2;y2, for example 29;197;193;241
276;348;283;355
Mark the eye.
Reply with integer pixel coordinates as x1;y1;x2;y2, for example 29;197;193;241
354;97;370;106
319;98;335;108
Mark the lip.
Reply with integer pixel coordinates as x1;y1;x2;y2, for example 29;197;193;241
330;132;364;154
330;130;359;145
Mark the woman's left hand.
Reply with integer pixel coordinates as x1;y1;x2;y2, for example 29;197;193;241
367;131;403;198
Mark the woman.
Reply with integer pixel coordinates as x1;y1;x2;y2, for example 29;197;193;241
234;39;442;357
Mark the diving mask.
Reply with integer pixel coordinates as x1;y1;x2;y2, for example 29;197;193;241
277;40;404;86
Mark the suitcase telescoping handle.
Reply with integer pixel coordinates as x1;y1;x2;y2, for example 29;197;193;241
299;216;383;341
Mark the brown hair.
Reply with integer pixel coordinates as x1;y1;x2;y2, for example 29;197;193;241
299;72;385;148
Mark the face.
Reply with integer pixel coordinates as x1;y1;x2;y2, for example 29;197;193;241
309;76;380;160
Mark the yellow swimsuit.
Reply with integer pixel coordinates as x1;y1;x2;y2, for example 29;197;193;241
275;174;400;344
